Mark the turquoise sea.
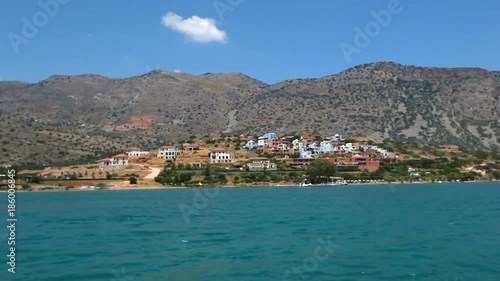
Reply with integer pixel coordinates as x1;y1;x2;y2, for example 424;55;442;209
1;182;500;281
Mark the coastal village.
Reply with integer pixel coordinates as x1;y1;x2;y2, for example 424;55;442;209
5;131;498;190
96;133;392;172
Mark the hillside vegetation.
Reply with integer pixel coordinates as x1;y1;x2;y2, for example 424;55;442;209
0;62;499;165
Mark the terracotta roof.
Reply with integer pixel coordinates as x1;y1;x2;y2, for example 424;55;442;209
353;154;366;158
128;147;140;151
114;153;128;158
160;145;175;149
211;148;227;152
96;158;113;163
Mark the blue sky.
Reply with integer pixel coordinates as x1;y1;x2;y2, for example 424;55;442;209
1;0;499;84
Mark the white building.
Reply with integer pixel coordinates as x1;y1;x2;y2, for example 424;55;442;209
157;146;181;160
257;139;271;149
340;142;360;153
257;132;278;149
97;153;129;170
276;143;289;150
244;140;256;149
259;132;278;140
245;157;277;171
210;148;234;164
327;134;345;141
126;147;150;158
292;139;304;150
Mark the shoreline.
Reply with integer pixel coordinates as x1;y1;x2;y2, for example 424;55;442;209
2;179;498;192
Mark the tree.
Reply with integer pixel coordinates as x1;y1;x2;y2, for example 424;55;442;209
129;177;138;184
31;174;44;184
205;164;211;177
179;173;192;183
161;175;173;185
306;159;336;183
270;174;281;182
173;175;181;185
215;173;228;184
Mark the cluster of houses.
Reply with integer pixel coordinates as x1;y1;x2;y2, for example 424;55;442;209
96;132;405;172
240;132;406;172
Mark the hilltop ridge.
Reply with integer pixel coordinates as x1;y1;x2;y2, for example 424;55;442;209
0;62;499;165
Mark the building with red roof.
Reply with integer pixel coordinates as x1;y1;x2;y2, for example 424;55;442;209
96;153;129;169
126;147;150;158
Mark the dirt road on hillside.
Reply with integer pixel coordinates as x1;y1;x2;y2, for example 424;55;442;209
144;167;162;179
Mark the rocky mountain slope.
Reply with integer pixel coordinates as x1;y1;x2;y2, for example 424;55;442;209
0;62;498;165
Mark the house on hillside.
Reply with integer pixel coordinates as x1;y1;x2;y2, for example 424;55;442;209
189;162;204;168
284;157;315;167
184;145;199;151
257;132;279;149
210;148;234;164
245;157;277;171
126;147;150;158
244;140;256;149
292;139;304;150
97;153;129;170
157;146;181;160
259;132;278;140
327;134;345;142
301;133;315;145
300;149;313;158
327;155;381;172
319;141;334;153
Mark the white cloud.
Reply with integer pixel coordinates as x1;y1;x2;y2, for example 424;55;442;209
161;12;227;43
173;69;181;73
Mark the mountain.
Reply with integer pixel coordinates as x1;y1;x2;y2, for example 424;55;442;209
1;62;499;165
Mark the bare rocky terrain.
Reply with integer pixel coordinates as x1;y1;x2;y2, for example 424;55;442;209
0;62;498;165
